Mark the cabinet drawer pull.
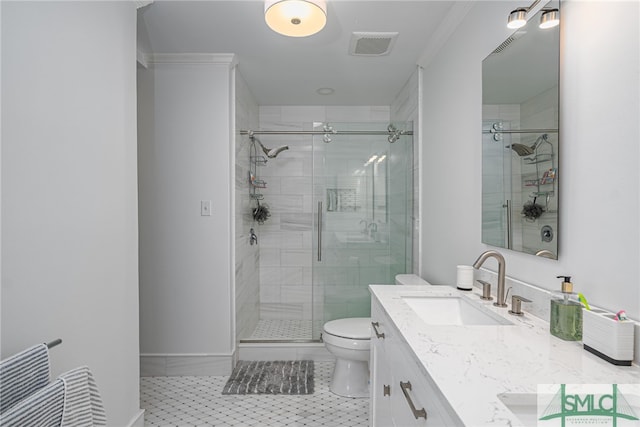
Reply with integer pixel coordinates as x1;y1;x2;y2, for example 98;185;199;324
400;381;427;420
371;321;385;339
383;384;391;396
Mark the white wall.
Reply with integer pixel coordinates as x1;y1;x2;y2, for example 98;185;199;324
1;2;141;426
137;56;235;374
420;1;640;319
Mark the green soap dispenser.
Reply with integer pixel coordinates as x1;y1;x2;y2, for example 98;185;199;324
550;275;583;341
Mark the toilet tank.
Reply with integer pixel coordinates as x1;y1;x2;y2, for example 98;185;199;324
395;274;432;286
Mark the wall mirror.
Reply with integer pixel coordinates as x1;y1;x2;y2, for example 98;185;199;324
481;2;560;259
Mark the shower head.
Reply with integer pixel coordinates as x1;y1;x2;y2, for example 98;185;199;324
265;145;289;158
253;136;289;158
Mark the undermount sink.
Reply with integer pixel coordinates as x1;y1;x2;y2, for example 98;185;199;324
497;393;539;426
402;296;512;326
335;232;375;244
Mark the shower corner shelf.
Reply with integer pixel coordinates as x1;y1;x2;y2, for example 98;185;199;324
249;139;267;201
531;191;554;197
251;155;268;165
524;153;553;164
251;178;267;189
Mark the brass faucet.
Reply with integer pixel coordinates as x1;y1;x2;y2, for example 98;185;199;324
473;250;507;307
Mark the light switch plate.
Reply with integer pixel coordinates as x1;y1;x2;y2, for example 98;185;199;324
201;200;212;216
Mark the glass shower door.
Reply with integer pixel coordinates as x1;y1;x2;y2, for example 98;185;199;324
482;120;514;249
311;122;412;340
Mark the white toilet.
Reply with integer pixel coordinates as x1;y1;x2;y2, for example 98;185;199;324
322;274;432;398
323;317;371;398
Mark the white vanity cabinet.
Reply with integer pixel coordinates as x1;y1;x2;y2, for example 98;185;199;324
370;299;462;427
370;300;394;426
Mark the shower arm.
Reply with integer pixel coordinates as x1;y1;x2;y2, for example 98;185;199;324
249;134;289;159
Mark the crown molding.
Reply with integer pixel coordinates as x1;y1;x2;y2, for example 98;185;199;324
137;50;148;68
135;1;153;9
144;53;238;68
417;1;474;69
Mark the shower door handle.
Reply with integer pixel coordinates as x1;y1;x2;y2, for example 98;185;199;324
503;200;512;250
317;201;322;262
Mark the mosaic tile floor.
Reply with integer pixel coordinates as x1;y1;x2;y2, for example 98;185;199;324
246;320;315;341
141;361;368;426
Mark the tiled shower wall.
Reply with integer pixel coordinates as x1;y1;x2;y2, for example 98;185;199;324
256;106;391;322
234;72;260;343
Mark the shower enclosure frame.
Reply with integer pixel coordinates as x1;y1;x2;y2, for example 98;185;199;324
239;123;414;343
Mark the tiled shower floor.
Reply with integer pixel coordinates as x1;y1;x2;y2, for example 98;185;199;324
245;320;316;341
140;361;368;426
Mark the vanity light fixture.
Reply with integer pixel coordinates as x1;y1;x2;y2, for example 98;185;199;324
507;8;528;29
264;0;327;37
539;8;560;29
506;0;559;30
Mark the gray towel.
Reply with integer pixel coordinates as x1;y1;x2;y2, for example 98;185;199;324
0;379;64;427
0;344;50;414
59;366;106;427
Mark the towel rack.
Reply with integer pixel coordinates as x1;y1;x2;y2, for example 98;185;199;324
1;340;61;416
46;339;62;349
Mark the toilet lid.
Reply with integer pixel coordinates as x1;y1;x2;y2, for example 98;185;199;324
323;318;371;339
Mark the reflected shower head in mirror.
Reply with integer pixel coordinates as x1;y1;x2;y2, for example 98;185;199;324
509;143;535;156
251;135;289;158
508;134;549;156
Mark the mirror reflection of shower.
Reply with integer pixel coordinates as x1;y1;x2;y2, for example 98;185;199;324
248;131;289;158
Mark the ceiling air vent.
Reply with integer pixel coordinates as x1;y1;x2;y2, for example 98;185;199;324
349;32;399;56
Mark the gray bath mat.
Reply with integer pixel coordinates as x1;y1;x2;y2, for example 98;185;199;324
222;360;314;395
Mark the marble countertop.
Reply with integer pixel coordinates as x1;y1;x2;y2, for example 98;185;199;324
369;284;640;426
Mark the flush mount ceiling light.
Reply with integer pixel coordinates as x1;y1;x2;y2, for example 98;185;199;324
507;8;528;29
539;8;560;29
265;0;327;37
316;87;335;95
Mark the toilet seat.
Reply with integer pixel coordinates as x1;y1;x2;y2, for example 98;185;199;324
323;332;370;351
323;317;371;339
323;318;371;351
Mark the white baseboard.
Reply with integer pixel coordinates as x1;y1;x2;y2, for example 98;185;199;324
127;409;145;427
140;354;233;376
238;342;335;362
